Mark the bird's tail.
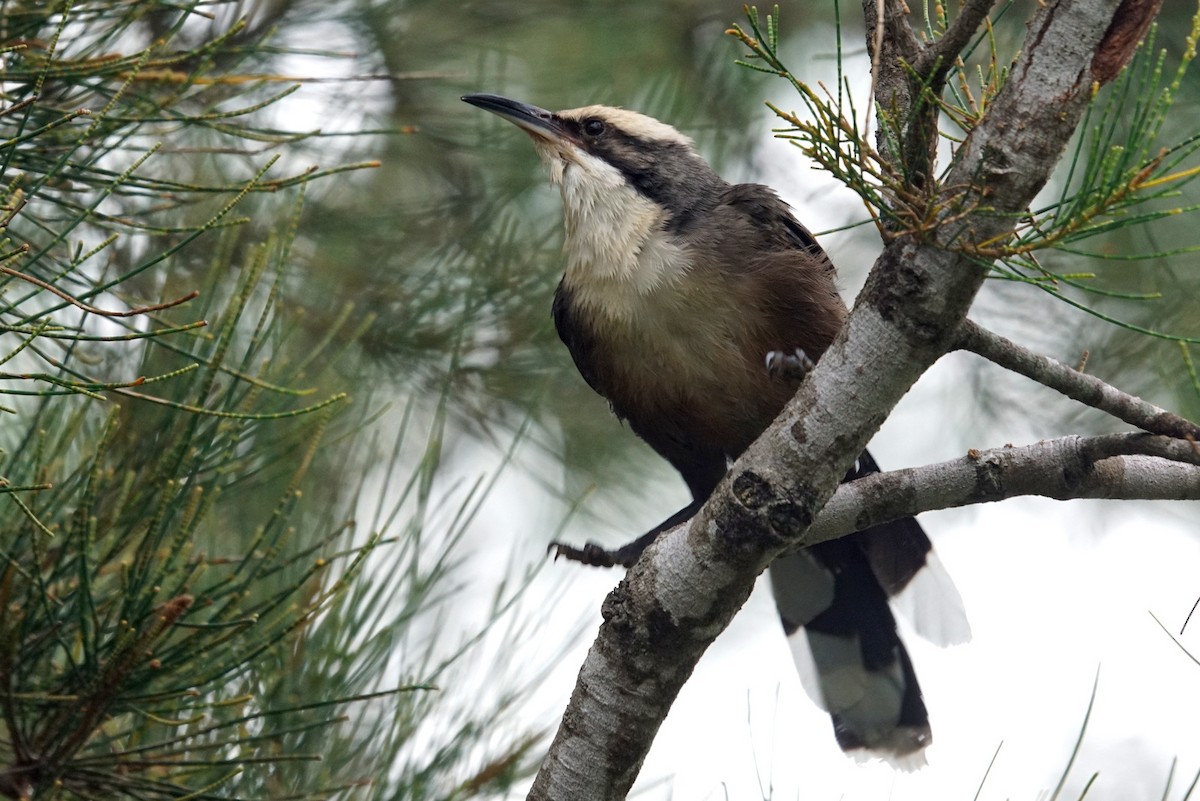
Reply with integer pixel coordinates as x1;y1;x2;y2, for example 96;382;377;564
767;452;969;765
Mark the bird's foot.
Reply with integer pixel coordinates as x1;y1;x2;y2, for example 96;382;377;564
765;347;815;382
550;514;687;569
549;539;637;568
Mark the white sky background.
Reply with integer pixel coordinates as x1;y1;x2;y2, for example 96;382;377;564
274;12;1200;800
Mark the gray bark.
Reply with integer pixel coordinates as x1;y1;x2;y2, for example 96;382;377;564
807;434;1200;544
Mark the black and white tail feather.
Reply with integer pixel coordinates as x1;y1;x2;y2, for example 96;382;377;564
769;453;970;767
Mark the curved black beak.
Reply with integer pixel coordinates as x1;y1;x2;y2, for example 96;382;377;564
462;93;575;145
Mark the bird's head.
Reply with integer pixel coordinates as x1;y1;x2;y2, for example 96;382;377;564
462;93;725;234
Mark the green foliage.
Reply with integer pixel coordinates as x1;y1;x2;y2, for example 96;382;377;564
0;3;541;799
729;5;901;233
729;3;1200;342
992;9;1200;291
1;230;359;798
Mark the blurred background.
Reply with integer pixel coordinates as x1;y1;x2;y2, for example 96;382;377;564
243;0;1200;797
7;1;1200;799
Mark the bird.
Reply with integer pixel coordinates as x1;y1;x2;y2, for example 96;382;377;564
462;92;969;764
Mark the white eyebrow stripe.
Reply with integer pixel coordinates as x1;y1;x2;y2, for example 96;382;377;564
557;105;693;147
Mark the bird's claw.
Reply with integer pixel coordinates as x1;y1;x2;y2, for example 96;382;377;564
765;347;815;381
548;539;631;568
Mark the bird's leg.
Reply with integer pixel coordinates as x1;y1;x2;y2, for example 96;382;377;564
765;347;815;382
550;500;702;568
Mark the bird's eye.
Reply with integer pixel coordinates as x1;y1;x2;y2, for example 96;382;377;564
582;118;606;137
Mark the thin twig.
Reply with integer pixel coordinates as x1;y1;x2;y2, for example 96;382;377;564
866;0;884;127
955;317;1200;440
0;262;199;318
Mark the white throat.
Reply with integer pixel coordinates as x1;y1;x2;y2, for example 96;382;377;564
539;145;689;321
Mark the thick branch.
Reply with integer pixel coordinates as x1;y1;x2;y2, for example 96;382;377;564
808;434;1200;543
863;0;937;188
861;0;922;92
956;318;1200;440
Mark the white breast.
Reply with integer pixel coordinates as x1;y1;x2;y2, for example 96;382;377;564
539;145;785;455
543;147;691;322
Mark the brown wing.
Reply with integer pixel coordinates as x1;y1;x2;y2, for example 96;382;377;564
690;183;847;367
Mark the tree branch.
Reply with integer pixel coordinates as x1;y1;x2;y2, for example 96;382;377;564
956;318;1200;441
861;0;922;91
808;434;1200;544
863;0;937;189
914;0;999;82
